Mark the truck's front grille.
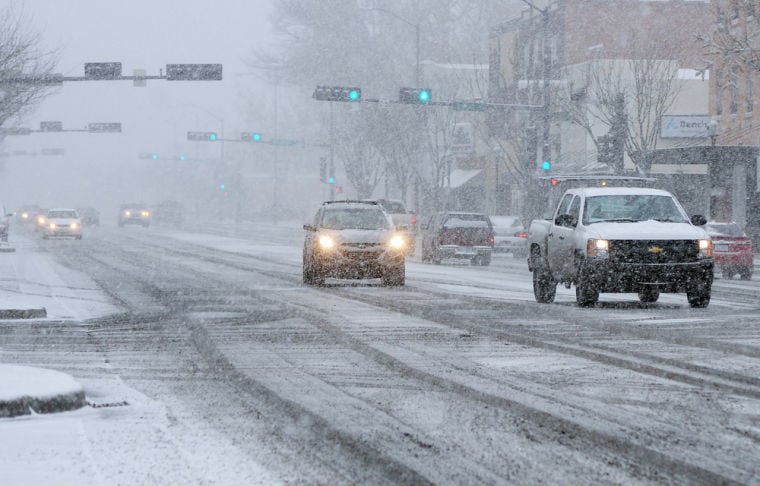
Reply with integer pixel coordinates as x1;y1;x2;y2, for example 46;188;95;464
609;240;700;264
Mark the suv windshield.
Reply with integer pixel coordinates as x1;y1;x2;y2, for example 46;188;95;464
48;210;78;219
321;208;391;230
583;195;687;225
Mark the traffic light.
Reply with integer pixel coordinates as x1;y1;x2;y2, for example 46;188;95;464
241;132;262;142
334;186;342;194
188;131;218;141
312;86;362;102
328;164;335;184
319;158;327;182
219;183;226;190
399;87;431;104
152;153;159;160
179;155;186;161
542;160;551;171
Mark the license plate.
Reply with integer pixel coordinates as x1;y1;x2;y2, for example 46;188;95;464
715;243;728;252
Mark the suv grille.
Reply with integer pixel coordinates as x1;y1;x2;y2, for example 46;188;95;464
609;240;700;264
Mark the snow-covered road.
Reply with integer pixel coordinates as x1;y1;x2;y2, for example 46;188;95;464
1;223;759;484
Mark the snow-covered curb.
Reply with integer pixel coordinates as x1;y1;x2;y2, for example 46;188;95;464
0;365;86;418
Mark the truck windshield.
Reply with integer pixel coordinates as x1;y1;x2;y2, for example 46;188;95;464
583;195;687;225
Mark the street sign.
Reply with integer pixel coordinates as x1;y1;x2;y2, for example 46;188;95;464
84;62;122;80
88;122;122;133
166;64;223;81
241;132;262;142
40;121;63;132
41;148;65;156
187;131;218;141
313;86;362;102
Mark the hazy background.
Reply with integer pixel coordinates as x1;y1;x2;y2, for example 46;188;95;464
0;0;274;217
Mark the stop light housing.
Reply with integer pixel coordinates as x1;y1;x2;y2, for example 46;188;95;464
313;86;362;102
188;131;218;141
399;87;431;104
542;160;551;171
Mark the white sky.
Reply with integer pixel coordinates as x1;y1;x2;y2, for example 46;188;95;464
0;0;274;210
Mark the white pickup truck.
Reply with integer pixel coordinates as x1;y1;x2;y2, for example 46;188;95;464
527;187;714;307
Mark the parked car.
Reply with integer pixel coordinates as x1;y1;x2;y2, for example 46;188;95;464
118;203;151;227
420;212;495;266
705;221;753;280
76;207;101;226
302;200;406;286
370;199;417;255
42;209;83;240
490;215;528;258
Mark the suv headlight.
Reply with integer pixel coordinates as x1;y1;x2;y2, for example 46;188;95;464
318;235;335;249
698;239;712;258
389;234;405;249
587;239;609;258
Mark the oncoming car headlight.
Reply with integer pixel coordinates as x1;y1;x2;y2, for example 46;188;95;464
70;223;79;230
388;234;405;249
698;239;712;258
587;239;609;258
141;211;150;217
318;235;335;249
124;210;132;217
49;223;57;229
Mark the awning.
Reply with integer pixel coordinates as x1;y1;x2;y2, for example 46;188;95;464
448;169;482;189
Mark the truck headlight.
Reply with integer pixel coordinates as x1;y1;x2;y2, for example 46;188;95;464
318;235;335;249
698;239;712;258
389;234;405;249
587;239;609;258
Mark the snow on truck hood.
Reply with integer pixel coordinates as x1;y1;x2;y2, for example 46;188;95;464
583;220;710;240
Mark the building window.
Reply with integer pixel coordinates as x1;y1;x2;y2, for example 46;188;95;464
747;70;754;114
749;0;757;18
716;69;724;116
729;66;739;115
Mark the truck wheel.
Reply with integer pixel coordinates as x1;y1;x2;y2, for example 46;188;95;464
638;286;660;304
739;268;752;280
480;254;491;266
575;276;599;307
722;269;734;280
686;281;711;308
532;259;556;303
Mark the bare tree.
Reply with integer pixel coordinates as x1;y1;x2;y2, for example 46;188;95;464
0;7;58;130
698;8;760;72
556;45;683;174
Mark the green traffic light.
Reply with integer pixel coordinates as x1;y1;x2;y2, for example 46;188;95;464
209;133;217;141
418;90;430;103
152;154;159;160
253;133;261;142
349;90;360;101
542;161;551;171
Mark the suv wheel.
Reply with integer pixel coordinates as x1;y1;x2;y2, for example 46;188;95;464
382;264;405;287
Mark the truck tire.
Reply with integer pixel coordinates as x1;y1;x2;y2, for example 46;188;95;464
575;274;599;307
638;286;660;304
532;253;556;303
739;268;752;280
686;280;711;308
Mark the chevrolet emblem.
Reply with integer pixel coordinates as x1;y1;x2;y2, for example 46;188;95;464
648;246;664;254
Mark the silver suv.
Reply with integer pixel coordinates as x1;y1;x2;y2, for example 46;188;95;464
302;200;406;286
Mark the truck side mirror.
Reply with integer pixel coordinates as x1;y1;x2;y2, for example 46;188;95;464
690;215;707;226
555;214;576;228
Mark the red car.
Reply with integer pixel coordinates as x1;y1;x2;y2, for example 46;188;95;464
705;221;754;280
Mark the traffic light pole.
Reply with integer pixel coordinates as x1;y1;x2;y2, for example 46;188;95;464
329;102;335;201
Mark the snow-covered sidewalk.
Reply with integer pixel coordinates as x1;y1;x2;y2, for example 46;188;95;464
0;365;86;417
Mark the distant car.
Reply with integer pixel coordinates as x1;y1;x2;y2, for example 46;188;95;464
42;209;82;240
76;207;100;226
118;203;151;227
16;204;41;225
420;212;495;266
0;203;11;242
34;209;49;232
302;200;406;286
490;215;528;258
369;198;417;255
705;221;753;280
152;200;184;227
